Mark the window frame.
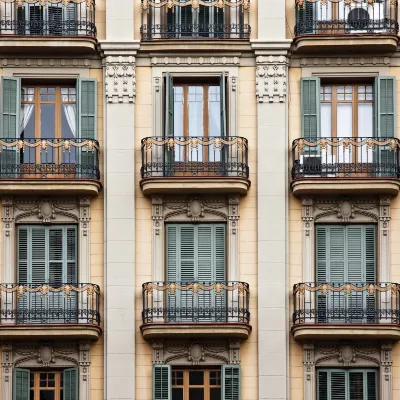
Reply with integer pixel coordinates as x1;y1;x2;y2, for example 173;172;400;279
29;370;63;400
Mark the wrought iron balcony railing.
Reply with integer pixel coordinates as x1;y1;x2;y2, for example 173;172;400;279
293;282;400;325
141;136;249;179
140;0;250;40
295;0;398;36
0;0;96;38
292;137;400;180
142;281;250;324
0;283;100;325
0;138;100;180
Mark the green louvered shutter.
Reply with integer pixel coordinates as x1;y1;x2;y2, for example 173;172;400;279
165;73;174;176
297;1;315;34
166;225;178;320
317;371;328;400
301;78;320;140
222;366;240;400
316;226;328;322
215;224;226;321
77;78;97;178
366;371;378;400
63;368;78;400
365;226;376;322
1;77;20;178
220;73;227;137
13;368;30;400
199;4;210;37
330;371;347;400
153;365;171;400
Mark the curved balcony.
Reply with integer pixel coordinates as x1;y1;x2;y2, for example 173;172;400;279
0;0;97;54
0;283;101;340
140;0;250;48
140;136;250;195
292;282;400;341
294;0;398;53
140;281;251;340
0;138;101;196
291;137;400;196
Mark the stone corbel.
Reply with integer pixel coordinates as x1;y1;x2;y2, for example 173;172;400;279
256;55;288;103
103;55;136;104
228;340;240;365
379;196;391;282
1;343;13;400
152;340;164;365
79;342;91;400
303;343;316;400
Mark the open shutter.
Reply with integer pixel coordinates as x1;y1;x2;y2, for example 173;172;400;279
375;77;395;137
317;371;328;400
166;225;178;321
48;5;63;35
297;2;315;34
301;78;320;140
316;226;328;322
330;371;347;400
199;4;210;37
222;366;240;400
1;77;20;178
220;73;227;137
63;368;78;400
13;368;30;400
77;78;97;178
180;225;195;320
153;365;171;400
165;72;174;137
366;371;377;400
214;224;226;321
64;3;77;35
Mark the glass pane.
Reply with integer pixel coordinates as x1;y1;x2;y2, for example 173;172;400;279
30;390;34;400
39;390;55;400
189;371;204;385
321;103;332;137
210;388;221;400
188;86;203;137
40;104;55;163
172;388;184;400
20;104;36;163
337;103;353;163
358;103;373;163
61;104;77;165
208;86;221;137
173;86;184;162
189;388;204;400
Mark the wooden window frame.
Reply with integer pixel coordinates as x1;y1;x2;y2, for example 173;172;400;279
172;368;222;400
30;370;63;400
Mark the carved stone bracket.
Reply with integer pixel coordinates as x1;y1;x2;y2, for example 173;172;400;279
256;55;288;103
104;55;136;104
152;340;241;366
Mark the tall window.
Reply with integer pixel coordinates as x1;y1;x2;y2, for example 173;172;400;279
318;369;377;400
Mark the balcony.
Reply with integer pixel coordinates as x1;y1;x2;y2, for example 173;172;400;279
292;282;400;341
291;137;400;196
0;283;101;340
0;0;96;54
140;136;250;195
0;138;101;196
293;0;398;54
140;0;250;50
140;281;251;340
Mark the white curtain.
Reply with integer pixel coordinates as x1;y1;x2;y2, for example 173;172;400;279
63;104;77;137
20;104;34;135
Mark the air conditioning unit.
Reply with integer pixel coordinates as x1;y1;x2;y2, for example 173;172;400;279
300;154;322;177
343;2;384;33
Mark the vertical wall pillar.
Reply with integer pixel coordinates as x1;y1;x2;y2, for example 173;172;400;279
381;343;393;400
2;197;14;284
303;344;316;400
79;342;91;400
1;343;12;400
379;196;391;282
302;197;314;282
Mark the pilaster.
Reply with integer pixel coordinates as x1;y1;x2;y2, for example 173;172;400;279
379;196;391;282
302;197;314;282
381;343;393;400
228;195;240;281
79;342;91;400
152;196;164;282
1;343;12;400
1;197;14;284
79;197;91;285
303;343;316;400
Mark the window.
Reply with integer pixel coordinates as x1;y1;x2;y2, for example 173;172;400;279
316;225;376;323
17;225;77;323
153;366;240;400
166;224;226;322
318;369;377;400
14;368;78;400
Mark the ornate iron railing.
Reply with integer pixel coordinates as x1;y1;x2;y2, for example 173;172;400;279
141;0;250;40
292;137;400;179
0;283;100;325
0;138;100;180
141;136;249;178
293;282;400;325
142;281;250;324
295;0;398;36
0;0;96;38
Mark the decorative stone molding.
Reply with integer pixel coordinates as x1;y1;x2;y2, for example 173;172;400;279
0;58;93;67
1;196;91;285
301;196;390;282
151;195;240;281
104;56;136;104
151;56;240;66
256;55;288;103
152;340;241;366
1;341;91;400
303;342;392;400
299;57;391;67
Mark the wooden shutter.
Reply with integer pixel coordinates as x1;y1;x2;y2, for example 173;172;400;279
28;5;44;35
222;365;240;400
366;371;377;400
153;365;171;400
165;72;174;137
220;73;227;137
48;5;63;35
2;77;20;139
375;77;395;137
317;371;328;400
301;78;320;140
63;368;78;400
77;78;97;139
330;371;346;400
13;368;30;400
297;2;315;34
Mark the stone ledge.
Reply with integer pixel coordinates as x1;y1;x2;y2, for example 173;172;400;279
141;323;252;341
140;177;250;196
